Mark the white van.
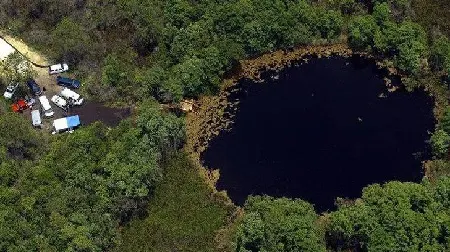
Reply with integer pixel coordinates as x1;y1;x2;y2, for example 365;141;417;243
38;95;54;117
49;63;68;75
60;88;83;105
31;110;42;127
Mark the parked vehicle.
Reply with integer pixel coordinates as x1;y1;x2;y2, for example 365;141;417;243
52;115;80;134
31;110;42;127
60;88;83;105
3;83;19;99
56;76;81;89
27;79;42;96
25;96;36;107
11;99;29;112
49;63;68;75
51;95;67;109
38;95;54;117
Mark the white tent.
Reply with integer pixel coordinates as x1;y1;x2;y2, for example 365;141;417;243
0;38;15;60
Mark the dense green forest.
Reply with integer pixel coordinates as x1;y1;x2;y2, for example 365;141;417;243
0;0;450;251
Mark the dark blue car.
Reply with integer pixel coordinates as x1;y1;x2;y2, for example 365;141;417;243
26;79;42;96
56;76;81;89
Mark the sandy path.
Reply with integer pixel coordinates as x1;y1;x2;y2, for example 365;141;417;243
0;31;61;93
0;31;49;66
34;67;60;94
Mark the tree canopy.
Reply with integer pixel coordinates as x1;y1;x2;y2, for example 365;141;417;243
348;3;428;74
234;196;326;252
0;101;184;251
328;179;450;252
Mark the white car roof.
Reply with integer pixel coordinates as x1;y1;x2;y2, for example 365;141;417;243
3;91;12;99
50;64;62;70
53;117;68;131
39;96;52;110
31;110;41;125
50;63;68;71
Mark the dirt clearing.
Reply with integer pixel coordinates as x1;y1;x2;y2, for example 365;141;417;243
1;32;131;131
70;102;131;127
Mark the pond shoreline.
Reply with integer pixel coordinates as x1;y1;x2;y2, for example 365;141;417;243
184;44;359;247
185;43;444;213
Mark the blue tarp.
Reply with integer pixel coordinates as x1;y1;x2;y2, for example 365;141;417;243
67;115;80;128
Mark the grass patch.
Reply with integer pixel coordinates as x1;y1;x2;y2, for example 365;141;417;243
113;153;229;252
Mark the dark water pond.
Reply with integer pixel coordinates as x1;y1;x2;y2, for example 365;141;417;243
201;56;435;212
